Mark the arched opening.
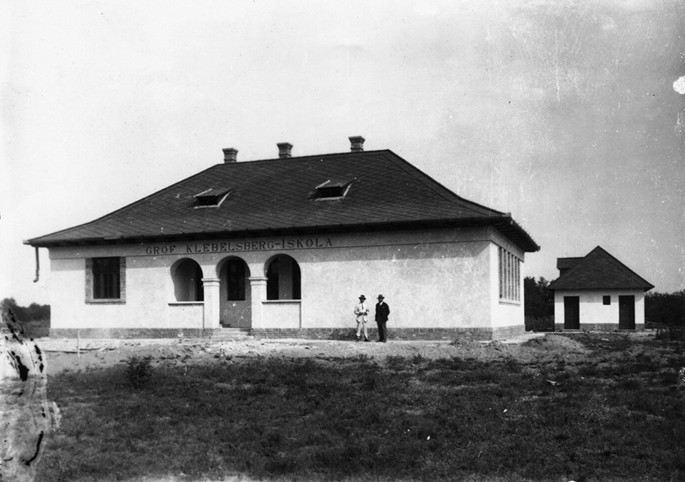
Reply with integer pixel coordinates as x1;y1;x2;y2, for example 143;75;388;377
218;257;251;328
266;254;301;300
171;258;204;302
224;258;249;301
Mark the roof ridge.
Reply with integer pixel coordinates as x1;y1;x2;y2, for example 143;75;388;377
239;149;394;164
588;246;654;289
549;245;653;290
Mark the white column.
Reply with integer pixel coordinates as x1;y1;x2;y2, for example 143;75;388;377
202;278;221;329
249;276;268;328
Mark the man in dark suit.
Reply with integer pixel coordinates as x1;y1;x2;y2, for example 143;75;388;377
375;294;390;342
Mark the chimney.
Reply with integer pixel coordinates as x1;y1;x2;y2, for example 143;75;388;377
222;147;238;163
277;142;293;158
349;136;365;152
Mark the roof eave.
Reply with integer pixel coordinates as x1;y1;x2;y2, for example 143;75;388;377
549;284;654;292
26;215;538;251
491;216;540;253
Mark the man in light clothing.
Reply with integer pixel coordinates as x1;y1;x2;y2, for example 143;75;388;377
354;295;370;342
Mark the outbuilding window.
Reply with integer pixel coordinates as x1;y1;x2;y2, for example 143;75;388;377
87;257;125;302
603;295;611;305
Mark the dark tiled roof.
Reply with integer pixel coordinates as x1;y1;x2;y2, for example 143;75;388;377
556;257;584;276
556;257;583;271
27;149;539;251
549;246;653;291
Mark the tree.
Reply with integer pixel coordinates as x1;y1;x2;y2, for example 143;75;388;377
0;298;50;322
524;277;554;331
645;290;685;326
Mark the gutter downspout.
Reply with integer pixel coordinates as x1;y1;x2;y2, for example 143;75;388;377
33;247;40;283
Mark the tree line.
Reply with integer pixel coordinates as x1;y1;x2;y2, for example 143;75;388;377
0;298;51;322
645;290;685;327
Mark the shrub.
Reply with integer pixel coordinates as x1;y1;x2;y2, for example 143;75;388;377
411;353;425;365
655;325;685;341
502;356;521;373
385;356;408;371
125;356;152;389
525;316;554;332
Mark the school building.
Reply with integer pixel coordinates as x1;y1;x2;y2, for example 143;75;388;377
26;136;539;340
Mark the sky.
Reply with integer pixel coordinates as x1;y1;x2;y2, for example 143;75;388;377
1;0;684;306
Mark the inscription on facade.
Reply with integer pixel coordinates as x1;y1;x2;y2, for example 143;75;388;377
144;237;332;256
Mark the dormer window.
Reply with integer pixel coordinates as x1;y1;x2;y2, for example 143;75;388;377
315;179;352;200
193;187;231;208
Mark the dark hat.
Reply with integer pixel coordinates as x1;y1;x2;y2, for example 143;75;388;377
359;295;366;300
377;294;384;300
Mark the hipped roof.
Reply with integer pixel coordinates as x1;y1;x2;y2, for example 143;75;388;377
549;246;653;291
26;149;539;252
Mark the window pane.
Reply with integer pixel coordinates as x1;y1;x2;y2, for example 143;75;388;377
499;247;504;299
92;257;120;299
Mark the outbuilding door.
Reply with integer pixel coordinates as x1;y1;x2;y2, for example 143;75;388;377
564;296;580;329
618;295;635;329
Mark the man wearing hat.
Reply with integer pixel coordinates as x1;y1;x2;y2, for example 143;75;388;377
375;295;390;342
354;295;370;342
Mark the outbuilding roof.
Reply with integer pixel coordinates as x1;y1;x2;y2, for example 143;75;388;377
26;147;539;251
549;246;653;291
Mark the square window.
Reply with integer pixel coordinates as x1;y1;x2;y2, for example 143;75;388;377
87;257;125;302
603;295;611;305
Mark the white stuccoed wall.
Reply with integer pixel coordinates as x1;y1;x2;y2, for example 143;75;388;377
553;289;646;327
46;226;527;332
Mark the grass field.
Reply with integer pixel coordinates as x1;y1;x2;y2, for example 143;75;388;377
37;334;685;481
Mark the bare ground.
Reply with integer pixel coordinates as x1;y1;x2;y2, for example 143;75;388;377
38;331;670;377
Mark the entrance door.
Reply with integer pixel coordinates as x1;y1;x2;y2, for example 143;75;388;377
564;296;580;329
618;295;635;329
219;258;251;328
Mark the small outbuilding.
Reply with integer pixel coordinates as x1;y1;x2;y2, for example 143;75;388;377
549;246;653;331
26;136;539;340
